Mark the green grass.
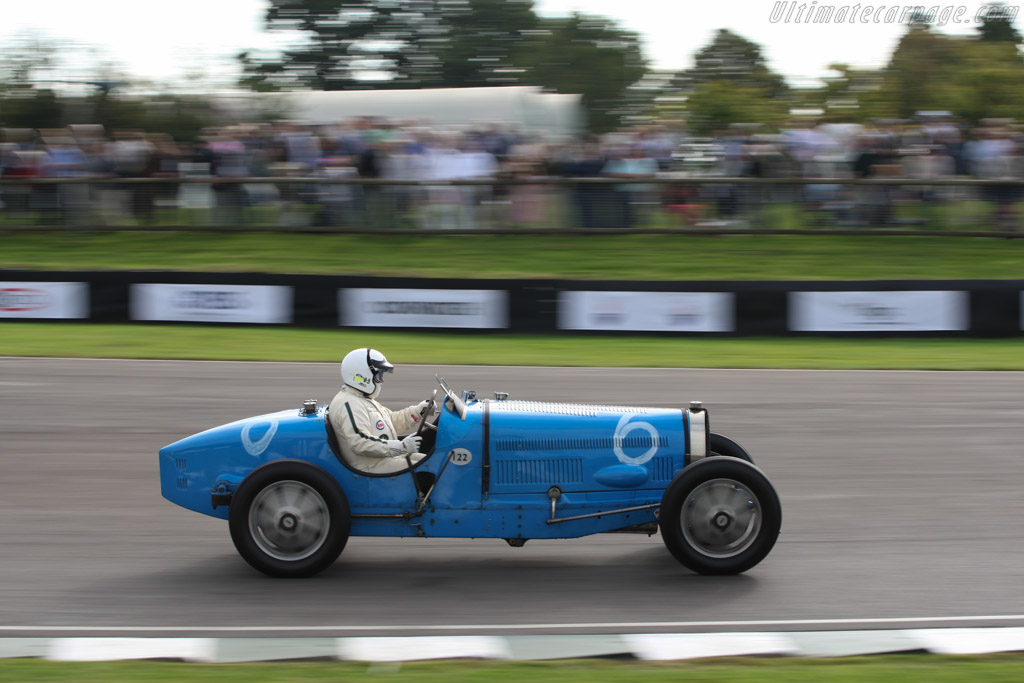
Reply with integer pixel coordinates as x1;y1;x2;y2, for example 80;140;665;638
4;232;1024;280
3;323;1024;369
3;654;1024;682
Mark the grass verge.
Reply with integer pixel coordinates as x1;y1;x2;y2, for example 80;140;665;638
5;232;1024;280
3;323;1024;369
3;654;1024;682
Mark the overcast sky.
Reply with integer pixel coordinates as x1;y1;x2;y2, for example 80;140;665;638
0;0;1017;87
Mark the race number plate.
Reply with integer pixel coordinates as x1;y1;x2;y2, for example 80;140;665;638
449;448;473;466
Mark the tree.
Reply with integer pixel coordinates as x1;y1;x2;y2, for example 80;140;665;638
239;0;542;91
873;19;1024;122
877;21;961;118
809;62;888;121
239;0;449;90
676;29;788;98
944;39;1024;122
0;34;64;129
0;32;58;93
433;0;539;87
670;29;790;134
977;4;1023;43
0;33;223;138
239;1;649;132
906;7;933;30
522;13;647;132
0;90;64;130
684;81;788;136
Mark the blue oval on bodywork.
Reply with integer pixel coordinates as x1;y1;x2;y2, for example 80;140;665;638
593;464;649;488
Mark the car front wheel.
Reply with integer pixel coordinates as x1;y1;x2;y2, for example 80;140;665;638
709;433;753;463
229;460;351;578
659;456;780;575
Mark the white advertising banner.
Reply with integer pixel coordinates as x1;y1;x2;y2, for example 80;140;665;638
789;291;968;332
0;282;88;319
558;291;734;332
131;284;292;324
340;289;508;329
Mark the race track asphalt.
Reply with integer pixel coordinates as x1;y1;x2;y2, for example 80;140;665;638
2;357;1023;637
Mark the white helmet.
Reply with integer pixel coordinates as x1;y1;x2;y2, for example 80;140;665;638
341;348;393;398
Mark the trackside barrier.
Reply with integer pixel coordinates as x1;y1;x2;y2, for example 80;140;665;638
4;627;1024;661
1;270;1022;336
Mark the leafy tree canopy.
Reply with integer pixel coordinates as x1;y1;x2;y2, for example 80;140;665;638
239;0;548;90
977;3;1023;43
520;13;647;132
672;29;790;135
700;12;1024;129
876;21;1024;121
676;29;788;98
239;0;648;131
684;81;789;136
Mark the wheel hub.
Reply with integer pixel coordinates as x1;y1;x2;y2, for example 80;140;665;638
712;510;732;530
279;512;299;531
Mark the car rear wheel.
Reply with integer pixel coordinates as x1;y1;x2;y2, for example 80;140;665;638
659;456;780;575
229;460;351;578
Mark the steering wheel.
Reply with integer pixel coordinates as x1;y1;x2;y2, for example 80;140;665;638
415;389;438;437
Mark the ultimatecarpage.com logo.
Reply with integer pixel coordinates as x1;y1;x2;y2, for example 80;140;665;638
769;2;1018;25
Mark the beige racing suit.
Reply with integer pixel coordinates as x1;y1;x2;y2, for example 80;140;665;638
328;385;426;474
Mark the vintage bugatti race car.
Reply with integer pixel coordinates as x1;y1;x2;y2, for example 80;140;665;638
159;375;781;578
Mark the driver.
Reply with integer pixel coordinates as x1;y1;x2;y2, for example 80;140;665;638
329;348;434;474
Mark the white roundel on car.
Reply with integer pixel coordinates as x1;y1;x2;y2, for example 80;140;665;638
449;448;473;466
241;419;278;457
613;414;660;465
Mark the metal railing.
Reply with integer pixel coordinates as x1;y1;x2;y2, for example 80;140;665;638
2;175;1024;235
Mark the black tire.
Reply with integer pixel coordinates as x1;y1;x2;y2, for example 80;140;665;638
229;460;351;578
659;456;781;575
710;433;753;463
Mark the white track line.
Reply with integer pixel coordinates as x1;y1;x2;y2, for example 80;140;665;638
5;615;1024;633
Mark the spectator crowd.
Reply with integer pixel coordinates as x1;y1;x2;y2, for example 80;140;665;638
1;114;1023;230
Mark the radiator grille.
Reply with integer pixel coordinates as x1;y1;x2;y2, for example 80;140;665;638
176;477;189;490
650;456;675;482
496;458;583;485
175;458;187;471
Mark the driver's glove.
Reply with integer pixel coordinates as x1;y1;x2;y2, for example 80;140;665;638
414;399;434;418
402;434;423;454
386;435;422;456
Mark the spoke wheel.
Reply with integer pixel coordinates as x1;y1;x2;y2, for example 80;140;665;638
249;480;329;562
229;461;350;578
680;478;762;559
660;457;781;575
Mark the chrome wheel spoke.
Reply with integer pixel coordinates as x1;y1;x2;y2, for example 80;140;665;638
295;494;322;520
708;483;731;508
687;493;714;521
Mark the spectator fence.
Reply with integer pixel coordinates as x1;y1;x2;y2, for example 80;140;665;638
3;175;1024;235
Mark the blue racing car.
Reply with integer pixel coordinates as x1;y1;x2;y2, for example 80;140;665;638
159;375;781;577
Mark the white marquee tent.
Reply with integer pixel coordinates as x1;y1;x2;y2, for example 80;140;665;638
275;86;583;136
